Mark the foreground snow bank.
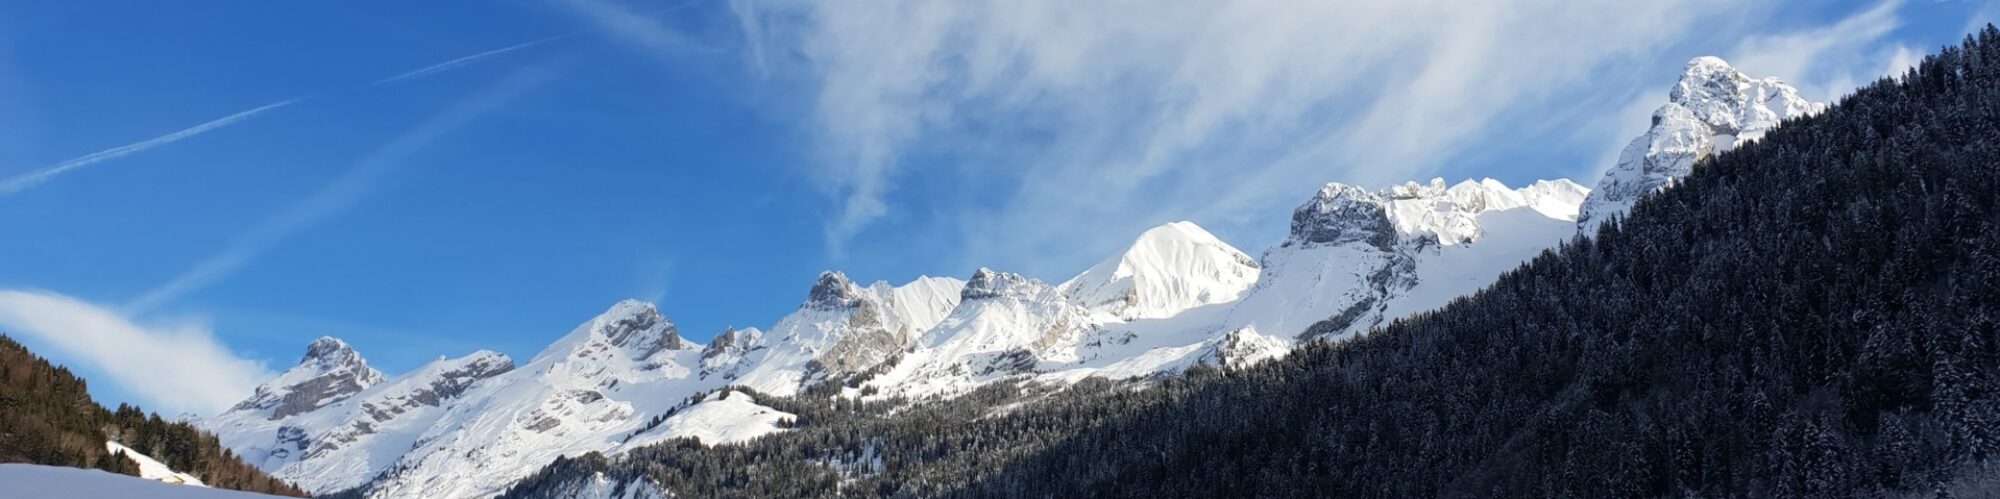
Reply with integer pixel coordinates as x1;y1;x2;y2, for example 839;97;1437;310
0;464;284;498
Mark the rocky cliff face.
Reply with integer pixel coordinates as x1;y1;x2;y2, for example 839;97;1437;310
227;337;384;421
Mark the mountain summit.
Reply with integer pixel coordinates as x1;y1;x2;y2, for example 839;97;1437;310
228;336;384;420
1577;56;1825;234
1061;222;1259;321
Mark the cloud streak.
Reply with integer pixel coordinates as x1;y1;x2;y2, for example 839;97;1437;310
0;289;271;415
129;68;555;312
375;34;573;84
0;98;298;196
733;0;1775;276
1727;0;1908;102
0;30;573;198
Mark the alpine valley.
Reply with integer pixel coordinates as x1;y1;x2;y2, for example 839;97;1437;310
187;52;1859;499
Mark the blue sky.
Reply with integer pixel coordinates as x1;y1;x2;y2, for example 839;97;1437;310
0;0;1989;415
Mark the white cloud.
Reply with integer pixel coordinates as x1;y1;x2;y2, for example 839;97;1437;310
1726;0;1908;102
0;289;270;415
734;0;1761;277
129;68;554;312
0;99;297;196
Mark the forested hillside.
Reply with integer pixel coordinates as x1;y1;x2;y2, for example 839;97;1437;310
501;28;2000;499
0;335;307;496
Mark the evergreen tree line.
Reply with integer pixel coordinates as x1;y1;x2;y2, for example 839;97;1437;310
0;334;308;496
494;28;2000;498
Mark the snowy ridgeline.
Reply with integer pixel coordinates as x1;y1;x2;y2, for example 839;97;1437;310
0;464;283;499
196;56;1814;499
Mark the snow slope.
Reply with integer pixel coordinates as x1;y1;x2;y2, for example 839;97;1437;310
0;464;282;498
1222;178;1586;343
1060;221;1260;320
106;441;205;486
627;390;794;447
1577;56;1824;234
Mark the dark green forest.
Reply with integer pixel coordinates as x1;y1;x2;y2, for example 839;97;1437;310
0;334;307;496
485;26;2000;498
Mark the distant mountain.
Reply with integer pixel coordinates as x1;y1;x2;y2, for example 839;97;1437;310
221;178;1589;497
0;335;305;496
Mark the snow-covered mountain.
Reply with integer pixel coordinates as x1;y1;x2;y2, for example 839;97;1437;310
210;339;515;493
718;272;965;396
1222;178;1588;344
210;179;1587;497
1577;56;1825;234
209;277;963;497
194;52;1855;498
1059;221;1260;321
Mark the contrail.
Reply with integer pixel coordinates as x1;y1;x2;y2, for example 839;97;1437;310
374;34;574;84
127;67;555;313
0;98;298;196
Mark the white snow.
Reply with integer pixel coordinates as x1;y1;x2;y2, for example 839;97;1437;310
0;464;280;498
211;178;1598;498
569;472;669;499
1577;56;1824;234
1059;221;1260;320
106;441;205;486
627;391;794;447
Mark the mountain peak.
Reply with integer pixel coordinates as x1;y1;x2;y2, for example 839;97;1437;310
1061;221;1259;320
1288;182;1396;250
1577;56;1824;234
301;336;359;365
594;299;681;352
225;336;384;420
963;268;1040;301
804;271;863;310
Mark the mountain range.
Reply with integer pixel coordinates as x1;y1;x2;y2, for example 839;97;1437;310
206;55;1825;498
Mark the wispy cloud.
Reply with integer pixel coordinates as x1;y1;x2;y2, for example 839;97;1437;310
0;31;572;198
732;0;1768;276
555;0;712;60
0;289;271;415
0;98;298;196
375;34;573;84
128;68;555;312
1727;0;1908;102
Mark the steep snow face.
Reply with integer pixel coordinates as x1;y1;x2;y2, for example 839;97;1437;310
1060;221;1260;321
107;441;206;486
209;343;514;494
722;272;965;396
1224;178;1586;342
227;337;384;421
1577;56;1824;234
